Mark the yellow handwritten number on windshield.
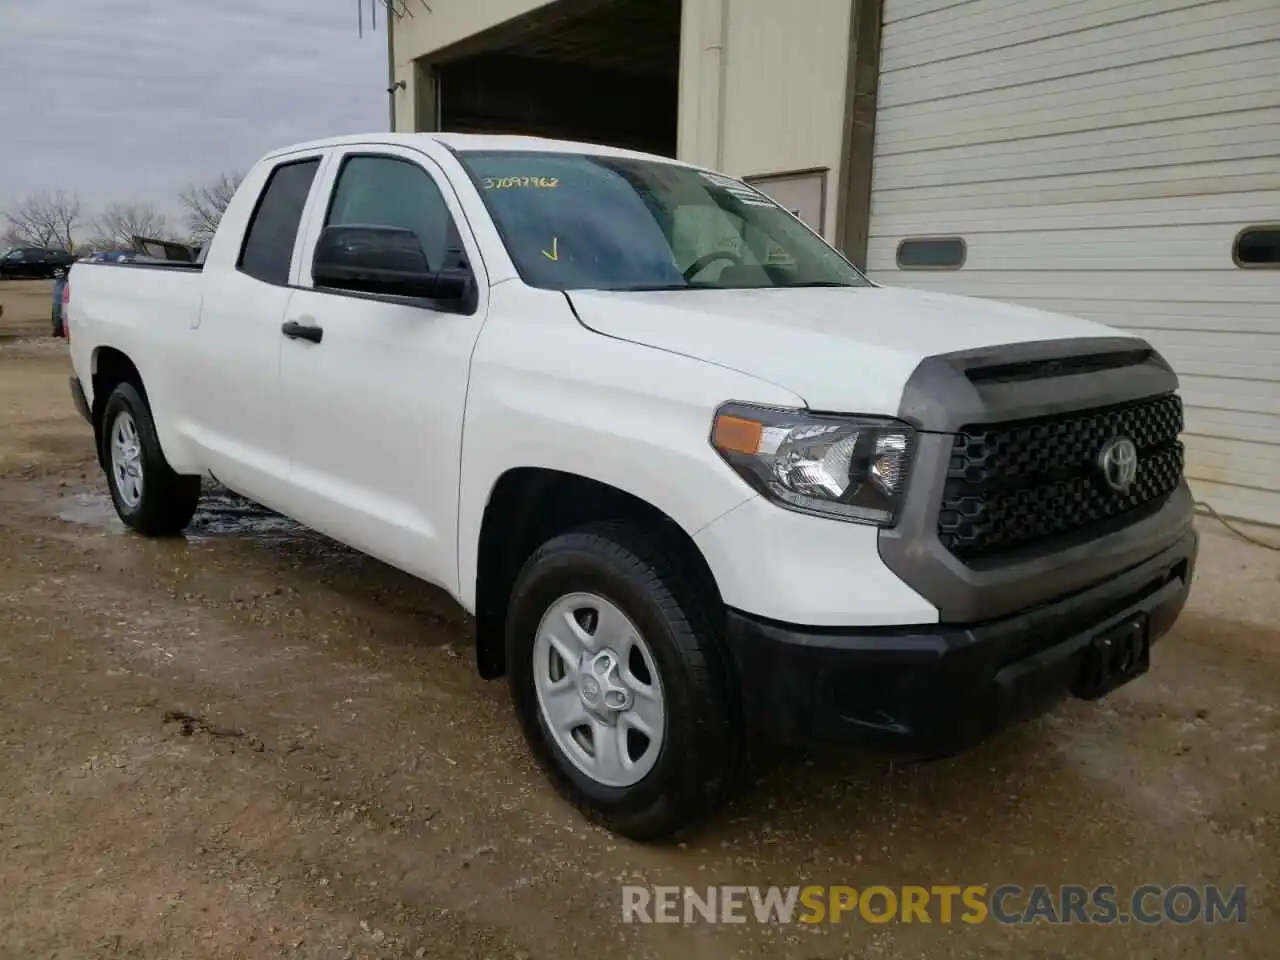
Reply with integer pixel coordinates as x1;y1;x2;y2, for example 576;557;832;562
483;176;559;190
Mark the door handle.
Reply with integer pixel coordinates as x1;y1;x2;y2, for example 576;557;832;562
281;320;323;343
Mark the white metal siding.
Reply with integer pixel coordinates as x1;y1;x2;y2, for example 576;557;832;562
868;0;1280;526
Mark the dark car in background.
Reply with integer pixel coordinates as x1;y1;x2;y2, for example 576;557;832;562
0;246;75;279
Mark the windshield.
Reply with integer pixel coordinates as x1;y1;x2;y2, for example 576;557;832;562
457;150;870;292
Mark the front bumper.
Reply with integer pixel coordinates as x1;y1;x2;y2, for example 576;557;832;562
725;528;1197;755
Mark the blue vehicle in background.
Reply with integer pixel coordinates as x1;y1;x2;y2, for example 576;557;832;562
51;272;66;336
51;270;69;337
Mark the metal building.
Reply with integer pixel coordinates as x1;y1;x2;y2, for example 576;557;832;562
388;0;1280;527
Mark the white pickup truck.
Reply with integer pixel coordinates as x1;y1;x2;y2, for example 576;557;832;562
66;133;1198;840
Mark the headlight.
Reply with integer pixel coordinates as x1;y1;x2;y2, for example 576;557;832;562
710;402;915;526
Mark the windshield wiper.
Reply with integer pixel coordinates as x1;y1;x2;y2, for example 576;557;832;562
782;281;862;288
585;281;863;293
601;283;698;292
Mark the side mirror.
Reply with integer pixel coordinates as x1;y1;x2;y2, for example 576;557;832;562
312;224;474;310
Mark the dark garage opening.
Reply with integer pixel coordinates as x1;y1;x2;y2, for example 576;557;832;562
430;0;681;157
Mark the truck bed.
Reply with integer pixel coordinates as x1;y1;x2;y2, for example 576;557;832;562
67;259;206;376
80;259;203;272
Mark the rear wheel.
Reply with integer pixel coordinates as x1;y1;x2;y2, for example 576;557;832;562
506;522;741;841
101;382;201;536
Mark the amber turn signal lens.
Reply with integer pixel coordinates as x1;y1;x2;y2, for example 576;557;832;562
712;414;763;455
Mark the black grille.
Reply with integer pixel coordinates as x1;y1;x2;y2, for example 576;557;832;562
937;394;1184;559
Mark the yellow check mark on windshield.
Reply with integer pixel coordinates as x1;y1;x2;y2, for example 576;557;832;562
541;237;559;261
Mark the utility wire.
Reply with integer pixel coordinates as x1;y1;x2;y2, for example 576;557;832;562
1195;500;1280;552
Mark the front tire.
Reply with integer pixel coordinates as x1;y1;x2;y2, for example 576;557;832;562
101;382;201;536
506;522;741;842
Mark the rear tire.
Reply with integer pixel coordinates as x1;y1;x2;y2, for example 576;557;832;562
505;522;742;842
100;382;200;536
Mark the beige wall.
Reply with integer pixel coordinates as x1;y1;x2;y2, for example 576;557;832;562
391;0;855;239
678;0;853;239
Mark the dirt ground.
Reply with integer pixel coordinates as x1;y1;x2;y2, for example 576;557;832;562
0;278;1277;959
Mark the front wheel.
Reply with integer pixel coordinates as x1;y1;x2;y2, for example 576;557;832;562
101;382;201;536
506;522;742;841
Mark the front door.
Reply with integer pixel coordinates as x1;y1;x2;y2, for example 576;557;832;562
278;145;489;593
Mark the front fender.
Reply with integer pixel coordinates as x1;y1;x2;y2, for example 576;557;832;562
455;287;802;613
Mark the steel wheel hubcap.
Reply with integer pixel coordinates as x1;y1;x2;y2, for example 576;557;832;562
532;592;665;788
109;411;144;508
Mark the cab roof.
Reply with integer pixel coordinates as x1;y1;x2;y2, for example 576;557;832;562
261;132;697;169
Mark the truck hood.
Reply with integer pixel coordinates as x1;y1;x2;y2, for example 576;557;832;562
568;285;1122;414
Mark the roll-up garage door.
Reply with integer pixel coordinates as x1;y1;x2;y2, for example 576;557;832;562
866;0;1280;527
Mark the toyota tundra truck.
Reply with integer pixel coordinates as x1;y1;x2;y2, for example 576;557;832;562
64;133;1198;840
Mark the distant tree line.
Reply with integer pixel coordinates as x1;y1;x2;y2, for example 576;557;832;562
1;171;244;254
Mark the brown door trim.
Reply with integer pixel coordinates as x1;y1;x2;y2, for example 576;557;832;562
834;0;885;270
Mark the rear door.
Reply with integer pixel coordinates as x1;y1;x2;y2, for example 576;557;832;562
277;143;489;592
184;154;328;505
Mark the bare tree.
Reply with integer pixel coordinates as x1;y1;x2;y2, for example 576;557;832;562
2;191;83;250
178;172;243;244
92;201;170;249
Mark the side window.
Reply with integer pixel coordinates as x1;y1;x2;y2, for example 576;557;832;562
324;155;460;272
238;158;321;284
897;236;966;270
1234;226;1280;268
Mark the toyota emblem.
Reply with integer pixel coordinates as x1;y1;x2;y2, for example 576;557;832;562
1097;437;1138;492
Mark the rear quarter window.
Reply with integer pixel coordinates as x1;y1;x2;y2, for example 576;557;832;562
237;158;322;285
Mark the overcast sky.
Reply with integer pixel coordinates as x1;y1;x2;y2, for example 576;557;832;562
0;0;387;234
